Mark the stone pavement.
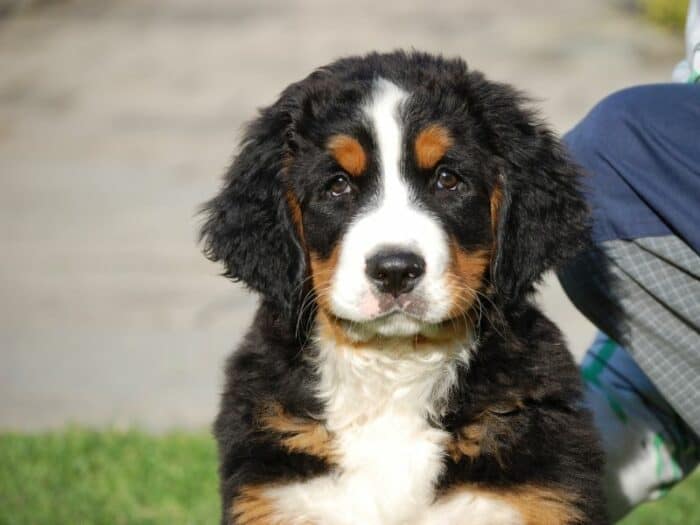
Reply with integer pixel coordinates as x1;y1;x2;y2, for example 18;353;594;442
0;0;683;431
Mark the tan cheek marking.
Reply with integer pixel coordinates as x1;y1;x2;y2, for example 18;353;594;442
309;246;340;314
327;134;367;176
259;403;336;462
490;184;502;237
317;310;358;347
437;485;583;525
309;246;377;350
446;243;490;318
285;189;305;244
488;184;503;279
414;124;453;170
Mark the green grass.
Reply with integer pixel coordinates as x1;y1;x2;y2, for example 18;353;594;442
0;429;219;525
0;428;698;524
638;0;688;32
618;467;700;525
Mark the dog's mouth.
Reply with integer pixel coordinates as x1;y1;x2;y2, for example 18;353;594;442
362;292;429;320
317;272;476;343
334;311;435;338
325;293;473;344
331;312;473;346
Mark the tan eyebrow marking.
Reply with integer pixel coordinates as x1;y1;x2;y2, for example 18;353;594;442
414;124;453;169
327;134;367;176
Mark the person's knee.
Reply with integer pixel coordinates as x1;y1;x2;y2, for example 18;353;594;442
563;86;658;165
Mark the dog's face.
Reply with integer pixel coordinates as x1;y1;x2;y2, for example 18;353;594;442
292;79;496;340
201;52;588;342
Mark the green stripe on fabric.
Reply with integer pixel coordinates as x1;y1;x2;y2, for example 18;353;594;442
581;338;618;387
653;433;666;480
605;394;629;422
581;338;628;422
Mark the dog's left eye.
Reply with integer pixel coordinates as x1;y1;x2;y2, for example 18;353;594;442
434;167;460;191
327;175;352;197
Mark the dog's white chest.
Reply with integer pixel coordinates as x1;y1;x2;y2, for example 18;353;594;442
331;409;449;524
266;415;449;525
265;342;462;525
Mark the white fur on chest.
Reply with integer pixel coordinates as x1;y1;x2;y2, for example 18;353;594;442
264;337;473;525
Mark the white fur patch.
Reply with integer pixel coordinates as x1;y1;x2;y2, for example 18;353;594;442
261;334;472;524
329;79;453;338
257;334;521;524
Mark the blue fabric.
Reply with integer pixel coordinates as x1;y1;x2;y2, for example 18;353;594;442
564;84;700;253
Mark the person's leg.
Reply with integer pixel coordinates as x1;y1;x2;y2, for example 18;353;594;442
558;84;700;519
561;236;700;520
582;332;700;521
564;83;700;253
562;235;700;434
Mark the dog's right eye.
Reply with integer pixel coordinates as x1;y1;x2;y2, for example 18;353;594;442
327;175;352;197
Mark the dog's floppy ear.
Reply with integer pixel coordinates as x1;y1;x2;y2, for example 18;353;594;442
199;97;306;314
490;110;590;304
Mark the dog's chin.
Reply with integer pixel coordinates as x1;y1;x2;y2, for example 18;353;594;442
332;311;454;343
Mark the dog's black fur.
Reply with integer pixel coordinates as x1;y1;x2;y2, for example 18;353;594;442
201;51;607;524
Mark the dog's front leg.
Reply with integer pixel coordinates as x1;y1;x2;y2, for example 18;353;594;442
418;485;584;525
418;489;523;525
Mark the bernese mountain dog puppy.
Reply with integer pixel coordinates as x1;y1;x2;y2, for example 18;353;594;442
201;51;608;525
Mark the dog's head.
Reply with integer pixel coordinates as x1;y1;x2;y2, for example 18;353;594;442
201;52;588;343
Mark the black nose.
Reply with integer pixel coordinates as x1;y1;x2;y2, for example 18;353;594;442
365;250;426;297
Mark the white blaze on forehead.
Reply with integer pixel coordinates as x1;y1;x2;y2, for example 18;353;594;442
365;78;409;207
